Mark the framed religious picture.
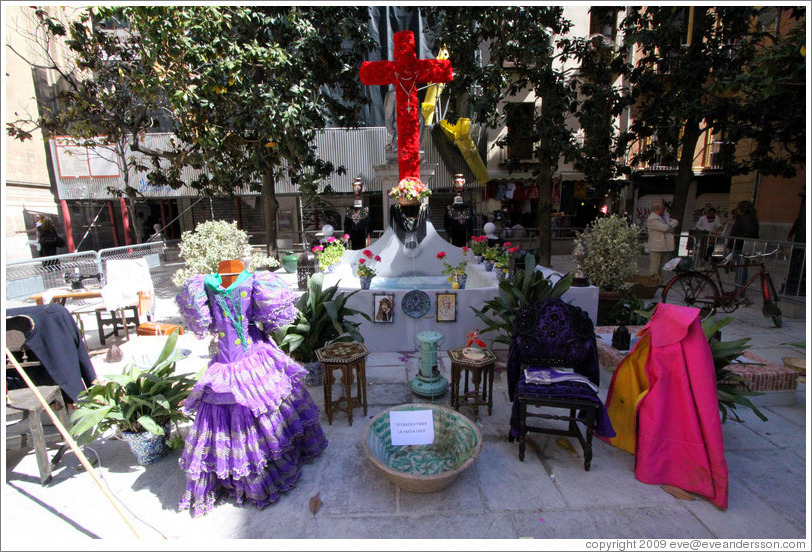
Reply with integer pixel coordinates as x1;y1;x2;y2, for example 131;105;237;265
436;292;456;322
373;293;395;323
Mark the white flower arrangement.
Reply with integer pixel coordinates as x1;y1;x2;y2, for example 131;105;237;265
172;220;279;286
577;215;642;292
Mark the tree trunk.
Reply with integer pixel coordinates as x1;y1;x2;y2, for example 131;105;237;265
671;117;702;235
535;164;553;267
261;170;279;258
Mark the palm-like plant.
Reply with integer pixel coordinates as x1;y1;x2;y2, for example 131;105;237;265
69;330;196;446
472;269;574;346
703;317;768;423
273;272;370;363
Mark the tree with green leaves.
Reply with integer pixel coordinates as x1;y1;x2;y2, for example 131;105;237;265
6;6;177;243
8;6;377;256
616;6;806;232
429;6;582;267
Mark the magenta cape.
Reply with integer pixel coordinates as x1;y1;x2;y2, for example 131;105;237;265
602;303;729;509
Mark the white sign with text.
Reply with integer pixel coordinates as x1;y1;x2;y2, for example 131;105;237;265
389;410;435;446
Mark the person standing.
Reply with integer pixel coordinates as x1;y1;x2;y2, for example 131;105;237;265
694;204;724;260
729;200;760;291
646;200;679;285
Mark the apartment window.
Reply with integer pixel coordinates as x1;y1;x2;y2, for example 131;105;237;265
589;7;618;42
505;103;535;161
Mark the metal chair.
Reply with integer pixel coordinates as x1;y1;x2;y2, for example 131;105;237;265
6;316;70;484
506;298;613;471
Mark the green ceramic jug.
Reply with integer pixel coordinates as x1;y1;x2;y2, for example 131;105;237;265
281;250;300;273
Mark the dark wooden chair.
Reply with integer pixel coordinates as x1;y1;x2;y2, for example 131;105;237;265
506;298;613;471
6;316;70;484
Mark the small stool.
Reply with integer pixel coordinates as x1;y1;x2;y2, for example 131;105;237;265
6;386;70;484
316;342;370;426
447;347;497;421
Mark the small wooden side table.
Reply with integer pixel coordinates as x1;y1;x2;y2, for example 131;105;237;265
315;342;370;426
447;347;497;421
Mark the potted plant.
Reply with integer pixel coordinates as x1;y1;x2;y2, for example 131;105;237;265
493;242;519;280
576;215;642;323
353;249;383;289
69;330;197;465
172;220;279;286
481;244;499;271
469;235;488;263
273;272;370;386
388;176;432;206
472;269;574;347
437;249;469;289
312;234;349;273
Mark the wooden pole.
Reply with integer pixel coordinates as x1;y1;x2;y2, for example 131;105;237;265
5;349;144;539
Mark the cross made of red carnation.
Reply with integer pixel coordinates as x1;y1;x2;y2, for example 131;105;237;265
360;30;453;182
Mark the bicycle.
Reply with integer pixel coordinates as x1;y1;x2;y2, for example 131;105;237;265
661;247;783;328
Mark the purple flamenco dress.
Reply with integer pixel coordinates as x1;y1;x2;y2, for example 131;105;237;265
175;270;327;516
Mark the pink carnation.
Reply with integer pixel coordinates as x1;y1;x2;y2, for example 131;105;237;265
312;245;323;252
327;236;336;243
343;234;350;240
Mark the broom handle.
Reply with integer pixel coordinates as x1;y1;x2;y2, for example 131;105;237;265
5;348;143;539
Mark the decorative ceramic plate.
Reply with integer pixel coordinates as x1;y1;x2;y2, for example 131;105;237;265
462;347;485;361
402;290;430;318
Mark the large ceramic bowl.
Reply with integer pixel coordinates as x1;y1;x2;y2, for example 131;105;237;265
362;403;483;493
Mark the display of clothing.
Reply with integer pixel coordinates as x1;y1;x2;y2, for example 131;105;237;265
6;303;97;402
344;206;371;250
601;303;728;510
175;270;327;517
444;203;474;247
389;203;428;246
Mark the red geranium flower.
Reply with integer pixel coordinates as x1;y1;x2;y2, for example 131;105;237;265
374;255;381;262
437;252;447;259
363;249;373;258
462;246;470;253
359;258;366;264
509;246;519;253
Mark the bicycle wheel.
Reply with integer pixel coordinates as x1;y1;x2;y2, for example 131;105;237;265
662;272;719;319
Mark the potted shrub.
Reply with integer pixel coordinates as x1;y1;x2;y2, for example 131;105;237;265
576;215;642;323
273;272;370;386
172;220;279;287
69;331;197;465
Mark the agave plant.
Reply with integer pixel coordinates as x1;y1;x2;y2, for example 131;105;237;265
273;272;371;363
703;316;768;423
471;269;574;346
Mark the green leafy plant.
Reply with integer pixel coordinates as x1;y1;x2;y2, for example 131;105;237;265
172;220;279;286
482;245;499;262
312;234;349;271
273;272;370;363
702;317;768;423
69;330;197;446
437;250;468;278
472;270;574;346
603;291;654;326
578;215;642;291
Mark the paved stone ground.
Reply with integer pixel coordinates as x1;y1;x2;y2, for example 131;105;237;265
3;254;807;545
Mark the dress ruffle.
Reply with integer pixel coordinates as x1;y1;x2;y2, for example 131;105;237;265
251;272;299;331
184;341;307;417
178;384;327;517
176;274;215;337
